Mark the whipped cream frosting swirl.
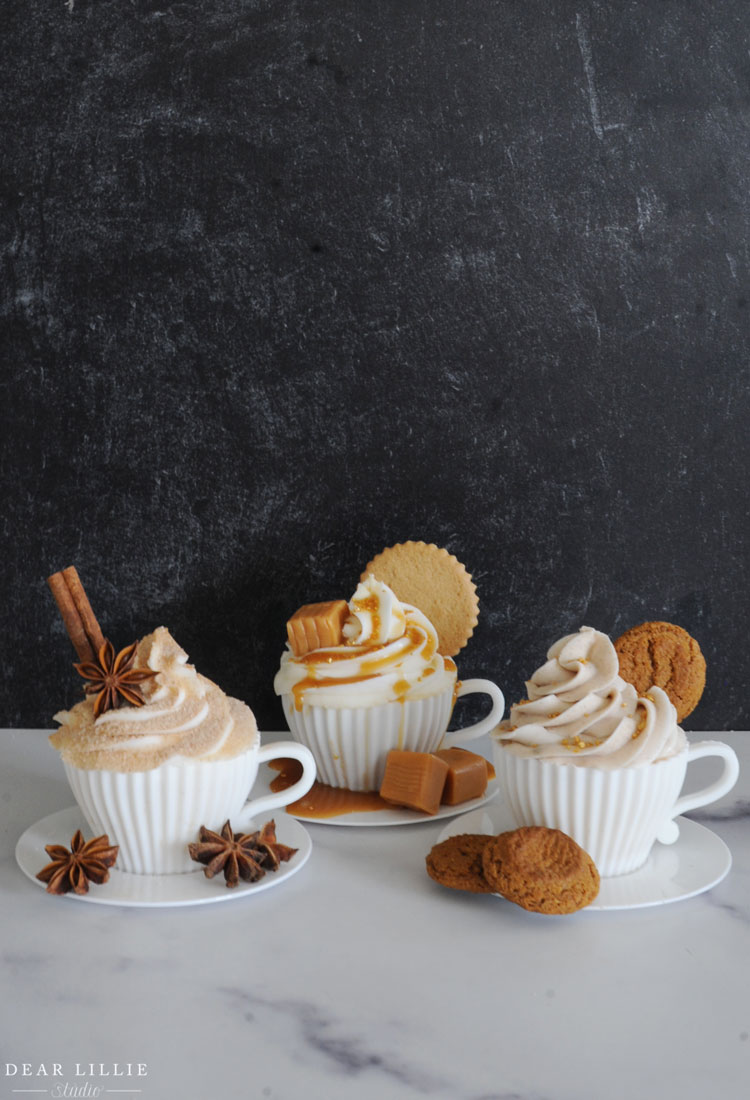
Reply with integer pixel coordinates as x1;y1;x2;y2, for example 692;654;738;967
51;627;258;772
496;626;686;768
342;577;407;644
274;576;456;709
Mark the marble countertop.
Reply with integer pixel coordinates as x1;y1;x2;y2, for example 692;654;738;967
1;729;747;1100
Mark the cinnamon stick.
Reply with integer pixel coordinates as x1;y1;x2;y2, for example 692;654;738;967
47;567;105;662
62;566;105;656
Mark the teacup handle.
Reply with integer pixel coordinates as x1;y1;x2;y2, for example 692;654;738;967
656;740;739;844
234;742;316;831
444;679;505;747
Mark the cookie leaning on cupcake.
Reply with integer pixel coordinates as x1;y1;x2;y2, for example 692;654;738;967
614;620;706;722
362;541;480;657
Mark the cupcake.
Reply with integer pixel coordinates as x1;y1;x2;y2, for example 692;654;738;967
48;569;315;874
491;625;738;876
274;573;504;791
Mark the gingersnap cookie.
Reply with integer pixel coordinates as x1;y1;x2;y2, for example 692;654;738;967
614;621;706;722
425;834;495;893
362;542;479;656
481;827;600;914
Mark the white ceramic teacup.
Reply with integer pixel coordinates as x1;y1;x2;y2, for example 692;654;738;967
282;676;505;791
492;737;739;877
64;737;316;875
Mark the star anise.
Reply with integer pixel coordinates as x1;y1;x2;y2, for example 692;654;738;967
253;819;298;870
188;819;298;888
74;639;157;718
36;830;119;895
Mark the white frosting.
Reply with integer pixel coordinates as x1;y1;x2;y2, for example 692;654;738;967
496;626;687;767
51;627;258;771
274;578;455;709
342;576;407;644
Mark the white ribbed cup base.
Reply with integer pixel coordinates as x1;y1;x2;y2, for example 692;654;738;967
281;678;505;792
493;749;687;877
64;753;259;875
281;692;454;791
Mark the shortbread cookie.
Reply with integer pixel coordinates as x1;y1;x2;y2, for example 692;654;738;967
425;834;494;893
614;621;706;722
362;542;479;656
481;827;600;914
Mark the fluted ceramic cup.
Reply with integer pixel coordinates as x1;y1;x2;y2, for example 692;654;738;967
491;737;739;877
281;677;505;791
63;736;316;875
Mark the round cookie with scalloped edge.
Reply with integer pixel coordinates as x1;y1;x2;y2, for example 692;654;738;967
481;827;600;914
362;541;479;657
614;621;706;722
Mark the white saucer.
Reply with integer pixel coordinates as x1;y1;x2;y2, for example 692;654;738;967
284;770;500;828
15;806;312;908
435;803;732;911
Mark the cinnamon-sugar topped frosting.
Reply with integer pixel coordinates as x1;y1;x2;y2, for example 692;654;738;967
51;627;258;772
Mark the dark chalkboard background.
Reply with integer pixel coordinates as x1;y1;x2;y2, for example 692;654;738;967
2;0;749;731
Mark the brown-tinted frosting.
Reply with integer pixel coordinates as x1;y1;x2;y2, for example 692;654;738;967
495;626;686;767
50;627;258;772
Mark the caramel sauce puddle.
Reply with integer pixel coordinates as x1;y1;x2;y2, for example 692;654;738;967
269;756;495;819
269;758;391;817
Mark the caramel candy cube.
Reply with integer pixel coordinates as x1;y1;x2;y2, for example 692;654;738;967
287;600;349;657
433;748;489;805
379;751;449;815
